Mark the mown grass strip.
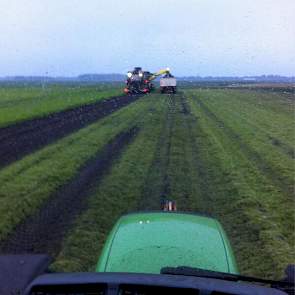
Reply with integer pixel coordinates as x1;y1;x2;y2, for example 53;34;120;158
186;92;294;279
136;95;175;210
0;96;150;242
0;84;122;127
51;94;168;272
191;92;294;199
162;94;200;210
189;89;294;153
193;89;295;200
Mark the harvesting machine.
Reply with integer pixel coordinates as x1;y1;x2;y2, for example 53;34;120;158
1;200;294;294
124;67;177;94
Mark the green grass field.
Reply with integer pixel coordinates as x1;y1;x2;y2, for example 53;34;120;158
0;85;294;279
0;83;122;127
52;90;294;278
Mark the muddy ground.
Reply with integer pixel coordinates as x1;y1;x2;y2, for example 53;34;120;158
0;94;141;168
0;127;138;256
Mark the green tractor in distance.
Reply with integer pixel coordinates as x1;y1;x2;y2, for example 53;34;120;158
1;201;294;294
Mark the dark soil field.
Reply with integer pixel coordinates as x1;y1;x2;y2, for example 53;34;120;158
0;84;293;280
0;127;138;256
0;94;141;167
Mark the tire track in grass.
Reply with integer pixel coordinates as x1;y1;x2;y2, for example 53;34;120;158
137;95;175;210
168;95;194;210
138;94;199;211
178;95;213;213
165;94;204;210
0;94;141;168
193;95;294;199
172;94;223;213
138;94;206;212
0;127;139;257
267;136;294;159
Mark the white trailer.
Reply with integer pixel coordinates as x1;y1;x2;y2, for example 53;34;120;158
160;77;177;93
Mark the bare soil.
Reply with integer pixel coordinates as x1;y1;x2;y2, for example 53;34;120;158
0;127;139;257
0;95;141;168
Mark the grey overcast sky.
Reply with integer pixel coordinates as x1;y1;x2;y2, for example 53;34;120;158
0;0;294;76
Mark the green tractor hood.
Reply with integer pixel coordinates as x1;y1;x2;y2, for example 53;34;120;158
96;212;238;274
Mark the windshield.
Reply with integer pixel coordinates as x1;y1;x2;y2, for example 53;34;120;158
0;0;294;284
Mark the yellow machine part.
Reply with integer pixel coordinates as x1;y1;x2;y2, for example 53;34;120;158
149;68;170;81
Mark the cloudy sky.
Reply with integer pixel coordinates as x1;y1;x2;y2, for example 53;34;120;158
0;0;294;76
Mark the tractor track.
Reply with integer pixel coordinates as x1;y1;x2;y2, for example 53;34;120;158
179;95;217;213
179;95;197;209
268;136;294;159
0;127;139;257
137;95;175;210
0;94;141;168
138;94;203;211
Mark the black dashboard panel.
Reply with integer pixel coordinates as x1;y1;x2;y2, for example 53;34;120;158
25;272;287;295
